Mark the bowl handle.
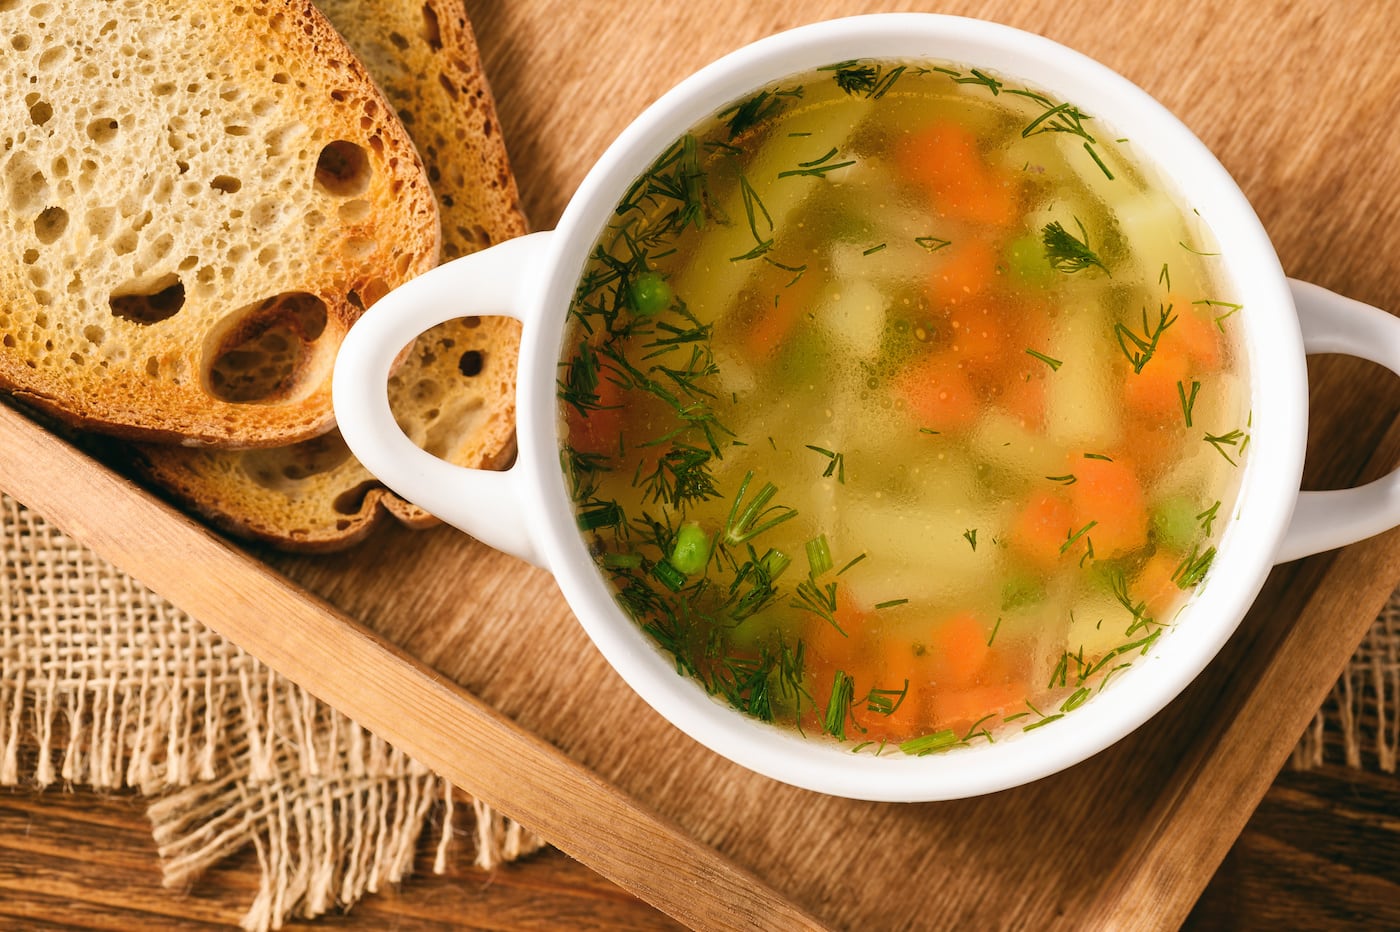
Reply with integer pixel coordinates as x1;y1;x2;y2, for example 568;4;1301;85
1275;279;1400;563
332;232;555;568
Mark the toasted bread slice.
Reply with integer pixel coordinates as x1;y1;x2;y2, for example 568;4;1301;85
131;0;528;550
0;0;439;447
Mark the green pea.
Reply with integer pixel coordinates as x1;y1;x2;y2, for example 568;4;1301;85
1151;495;1199;553
1004;233;1054;287
669;521;711;576
628;271;672;316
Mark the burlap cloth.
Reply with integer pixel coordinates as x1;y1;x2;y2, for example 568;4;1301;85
0;491;1394;928
0;493;543;930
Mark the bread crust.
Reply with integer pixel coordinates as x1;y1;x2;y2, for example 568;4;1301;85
0;0;440;447
130;0;529;551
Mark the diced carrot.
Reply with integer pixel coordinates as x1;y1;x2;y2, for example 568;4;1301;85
928;610;990;688
1133;550;1184;620
996;370;1047;429
1011;491;1074;569
1162;295;1223;368
896;121;1018;227
1123;348;1190;423
853;638;931;744
928;237;1000;307
1070;456;1149;557
895;352;980;431
930;679;1026;732
941;296;1004;373
564;372;625;456
744;271;817;360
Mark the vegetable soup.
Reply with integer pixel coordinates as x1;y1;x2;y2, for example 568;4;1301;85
557;59;1250;754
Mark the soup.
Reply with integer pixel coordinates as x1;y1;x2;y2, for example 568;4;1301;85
557;59;1249;754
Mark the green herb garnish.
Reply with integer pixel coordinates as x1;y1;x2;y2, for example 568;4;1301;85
1115;303;1177;373
805;445;847;483
1204;429;1247;466
1178;379;1201;427
1025;348;1063;371
1042;219;1107;274
778;147;856;178
915;236;952;252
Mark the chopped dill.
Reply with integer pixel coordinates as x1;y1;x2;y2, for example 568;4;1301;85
836;552;867;576
1083;452;1114;462
915;236;952;252
805;534;833;577
820;60;907;99
1159;263;1172;290
864;679;909;715
1179;240;1220;257
900;728;962;756
1025;348;1063;371
1047;473;1078;485
805;445;847;483
1042;219;1107;274
863;242;888;256
1178;379;1201;427
723;471;798;545
919;427;942;435
963;528;979;551
875;598;909;610
777;147;856;178
1115;303;1178;373
1194;298;1243;331
1061;521;1098;555
1173;545;1216;588
1204;429;1247;465
719;85;803;139
822;670;856;740
987;616;1002;646
1197;500;1222;535
577;500;623;531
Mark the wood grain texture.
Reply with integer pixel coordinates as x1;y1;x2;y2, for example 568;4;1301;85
2;0;1398;929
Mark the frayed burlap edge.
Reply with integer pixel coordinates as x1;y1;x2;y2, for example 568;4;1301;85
1291;584;1400;772
0;493;543;931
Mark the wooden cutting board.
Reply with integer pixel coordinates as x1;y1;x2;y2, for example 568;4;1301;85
3;1;1399;929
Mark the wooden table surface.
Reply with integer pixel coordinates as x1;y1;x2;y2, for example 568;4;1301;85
5;0;1400;929
5;755;1400;929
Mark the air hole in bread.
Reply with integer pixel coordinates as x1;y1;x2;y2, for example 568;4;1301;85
420;2;443;51
110;273;185;324
210;174;241;194
22;248;39;265
314;140;371;197
206;291;328;403
85;117;119;144
240;432;353;492
33;205;67;244
332;480;379;516
12;34;30;51
84;325;104;345
27;97;51;125
458;350;484;378
388;31;409;51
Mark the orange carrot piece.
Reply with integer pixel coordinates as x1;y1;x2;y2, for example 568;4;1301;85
1134;550;1184;619
744;273;816;360
1071;456;1149;557
564;372;625;456
896;122;1017;226
1011;491;1074;569
928;237;1000;307
1123;350;1190;423
929;611;990;688
895;353;980;431
1162;295;1223;368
